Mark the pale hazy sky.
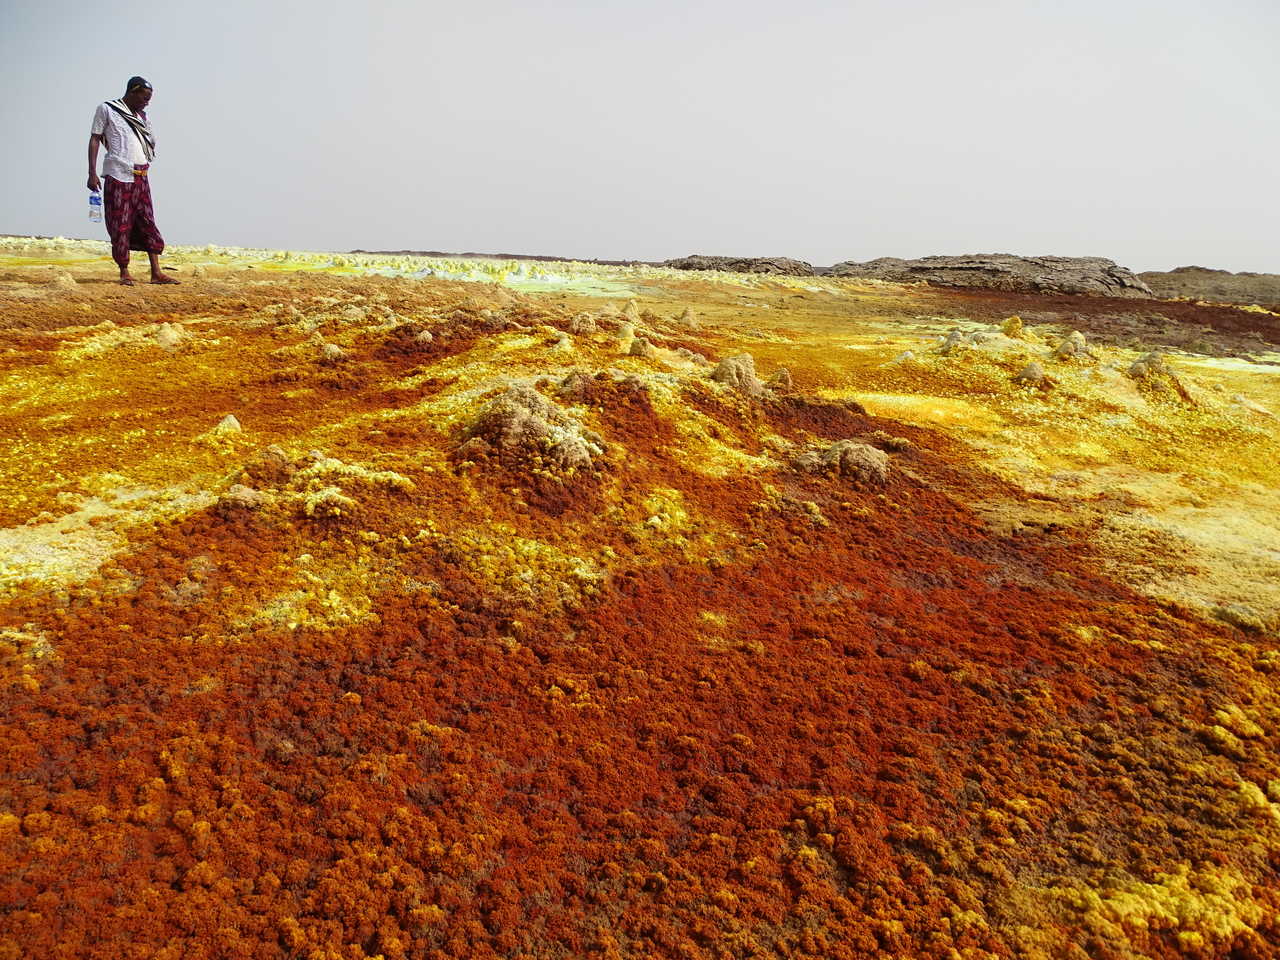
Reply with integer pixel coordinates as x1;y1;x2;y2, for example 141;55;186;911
2;0;1277;271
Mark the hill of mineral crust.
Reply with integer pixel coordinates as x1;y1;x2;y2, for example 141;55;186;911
2;238;1280;960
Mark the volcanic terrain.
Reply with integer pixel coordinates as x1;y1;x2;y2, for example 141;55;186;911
2;239;1279;959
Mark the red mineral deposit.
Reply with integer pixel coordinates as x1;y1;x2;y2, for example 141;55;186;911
1;241;1279;959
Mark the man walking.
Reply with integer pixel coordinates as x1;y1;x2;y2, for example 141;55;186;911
87;77;178;285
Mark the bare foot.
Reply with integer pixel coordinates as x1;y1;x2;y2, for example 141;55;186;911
150;274;180;285
119;275;135;286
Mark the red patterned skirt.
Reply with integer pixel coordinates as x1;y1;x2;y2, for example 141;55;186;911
103;167;165;268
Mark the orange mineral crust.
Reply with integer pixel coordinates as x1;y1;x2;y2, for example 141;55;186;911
2;246;1279;959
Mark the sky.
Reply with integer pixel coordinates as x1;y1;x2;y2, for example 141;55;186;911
1;0;1277;272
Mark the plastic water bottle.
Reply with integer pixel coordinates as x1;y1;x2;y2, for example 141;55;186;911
89;191;103;223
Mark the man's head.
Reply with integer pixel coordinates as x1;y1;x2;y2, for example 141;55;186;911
123;76;152;112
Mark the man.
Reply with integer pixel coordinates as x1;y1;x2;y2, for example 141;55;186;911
87;77;178;285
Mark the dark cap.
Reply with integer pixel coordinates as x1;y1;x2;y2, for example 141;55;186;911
126;76;152;93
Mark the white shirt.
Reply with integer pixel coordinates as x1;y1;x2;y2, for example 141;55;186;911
91;102;156;184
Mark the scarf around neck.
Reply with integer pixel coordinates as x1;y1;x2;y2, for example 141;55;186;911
106;99;156;162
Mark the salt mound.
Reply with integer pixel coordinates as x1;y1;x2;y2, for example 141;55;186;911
243;445;297;486
1127;352;1168;380
867;430;912;452
711;354;765;397
1053;330;1094;361
154;322;184;351
793;440;890;487
1013;361;1047;386
1126;352;1195;403
319;343;347;364
616;321;636;354
557;370;651;407
216;484;271;516
936;329;974;357
459;384;605;473
628;337;655;359
387;321;434;352
767;367;794;392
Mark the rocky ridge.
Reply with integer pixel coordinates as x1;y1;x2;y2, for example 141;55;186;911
662;255;817;276
829;254;1154;298
1138;265;1280;307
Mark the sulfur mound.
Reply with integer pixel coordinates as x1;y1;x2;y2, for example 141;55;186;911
867;429;912;452
386;321;434;351
1053;330;1094;361
767;367;794;392
1013;361;1049;386
273;454;415;520
1212;603;1268;633
628;336;656;359
936;329;979;357
711;353;766;397
458;384;605;473
556;371;654;420
215;483;271;516
154;322;184;351
1126;351;1195;402
1127;352;1169;380
300;485;357;518
242;444;297;486
569;312;597;335
793;440;890;486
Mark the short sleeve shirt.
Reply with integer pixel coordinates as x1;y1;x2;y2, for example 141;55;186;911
91;102;155;183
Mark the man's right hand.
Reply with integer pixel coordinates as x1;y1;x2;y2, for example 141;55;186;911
87;173;101;192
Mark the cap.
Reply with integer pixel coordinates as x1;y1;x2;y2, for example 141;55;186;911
126;76;152;93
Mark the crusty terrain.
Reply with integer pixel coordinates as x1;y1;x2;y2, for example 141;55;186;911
1;239;1279;959
1139;265;1280;309
831;254;1154;298
663;255;817;277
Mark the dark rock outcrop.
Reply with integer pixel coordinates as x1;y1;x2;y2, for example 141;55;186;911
1138;266;1280;307
830;254;1153;298
664;255;816;277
